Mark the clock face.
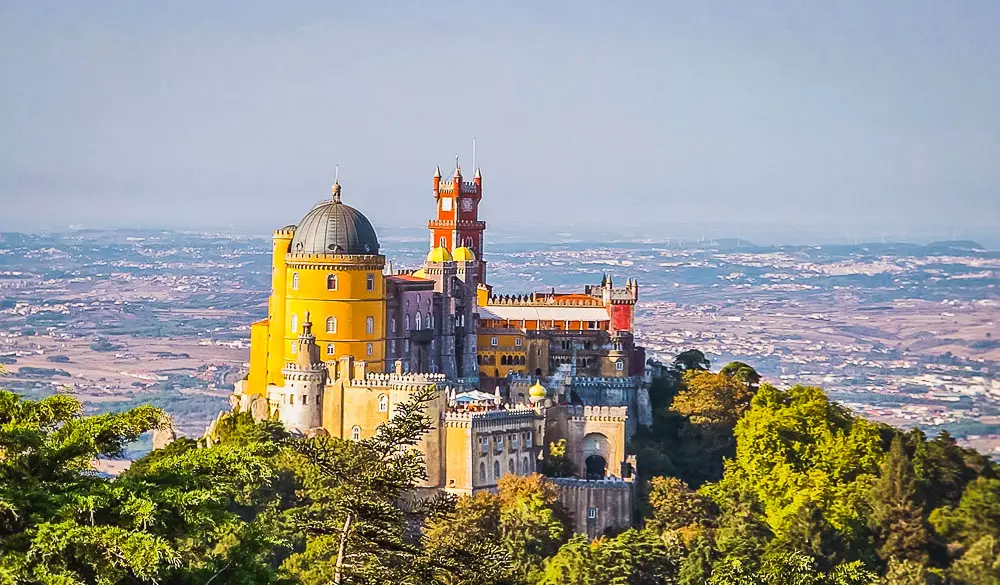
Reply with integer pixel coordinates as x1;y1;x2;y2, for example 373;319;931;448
461;198;474;212
441;197;452;211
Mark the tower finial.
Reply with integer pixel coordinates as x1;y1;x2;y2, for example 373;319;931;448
455;154;460;171
332;166;342;203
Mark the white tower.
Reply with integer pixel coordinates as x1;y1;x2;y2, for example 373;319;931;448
278;311;326;432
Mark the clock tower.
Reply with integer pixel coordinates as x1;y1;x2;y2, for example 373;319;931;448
429;163;487;283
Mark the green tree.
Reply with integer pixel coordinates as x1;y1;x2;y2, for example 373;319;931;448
929;478;1000;547
948;536;1000;585
704;385;883;567
535;529;679;585
709;552;874;585
281;386;452;585
719;361;761;392
674;349;711;373
646;476;714;535
542;439;576;478
678;535;714;585
869;435;929;564
672;371;755;426
879;559;942;585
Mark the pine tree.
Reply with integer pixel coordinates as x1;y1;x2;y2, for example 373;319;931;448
870;435;930;564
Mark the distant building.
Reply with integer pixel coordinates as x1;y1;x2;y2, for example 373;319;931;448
230;163;648;535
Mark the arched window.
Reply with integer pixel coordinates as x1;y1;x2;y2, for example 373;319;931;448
439;236;446;248
523;456;531;474
326;316;337;333
366;316;374;334
366;343;373;356
426;312;432;329
290;341;297;355
366;273;375;291
326;343;335;355
290;314;298;333
479;462;486;483
405;314;410;330
351;426;361;441
326;274;337;290
508;458;515;474
615;359;624;371
415;312;422;329
378;394;388;412
493;460;501;480
465;237;473;247
291;272;299;290
390;318;396;333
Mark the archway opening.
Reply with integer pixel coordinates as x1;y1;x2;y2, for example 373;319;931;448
585;455;607;480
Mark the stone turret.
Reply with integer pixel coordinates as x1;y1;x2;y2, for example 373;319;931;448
276;311;327;432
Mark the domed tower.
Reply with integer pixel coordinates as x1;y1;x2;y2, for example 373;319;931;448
277;312;327;432
262;181;387;389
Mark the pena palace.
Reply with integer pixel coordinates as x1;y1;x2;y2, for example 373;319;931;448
228;161;651;537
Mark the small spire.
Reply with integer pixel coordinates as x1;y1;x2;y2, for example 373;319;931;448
332;166;342;203
434;166;442;178
474;167;482;179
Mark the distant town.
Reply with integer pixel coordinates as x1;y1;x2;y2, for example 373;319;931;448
0;229;997;456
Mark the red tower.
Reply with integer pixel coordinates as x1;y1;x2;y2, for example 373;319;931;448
429;163;487;283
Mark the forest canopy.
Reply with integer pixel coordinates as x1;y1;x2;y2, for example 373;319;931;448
0;353;997;585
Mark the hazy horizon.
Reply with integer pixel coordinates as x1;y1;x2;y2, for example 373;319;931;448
2;1;999;237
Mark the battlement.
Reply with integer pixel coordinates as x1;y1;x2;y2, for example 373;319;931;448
550;477;633;490
565;405;628;422
273;225;297;238
486;292;604;307
569;376;639;388
443;404;539;427
347;371;447;389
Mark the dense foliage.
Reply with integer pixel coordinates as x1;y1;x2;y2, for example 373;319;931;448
0;352;997;584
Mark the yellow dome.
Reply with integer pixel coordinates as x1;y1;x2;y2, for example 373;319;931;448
528;381;547;401
453;246;477;262
426;246;453;263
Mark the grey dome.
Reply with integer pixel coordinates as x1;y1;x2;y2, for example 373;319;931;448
290;189;380;255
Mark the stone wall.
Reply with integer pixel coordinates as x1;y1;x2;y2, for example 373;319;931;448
551;477;634;539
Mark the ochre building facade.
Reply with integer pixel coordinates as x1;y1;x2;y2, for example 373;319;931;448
232;164;645;534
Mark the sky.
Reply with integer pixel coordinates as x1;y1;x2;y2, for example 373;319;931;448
1;1;999;243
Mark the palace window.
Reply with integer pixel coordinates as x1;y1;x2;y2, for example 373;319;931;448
524;431;533;448
426;312;433;329
508;458;515;474
480;437;489;455
479;462;486;483
390;317;396;333
378;394;388;412
415;312;422;329
495;435;504;454
351;426;361;441
326;274;337;290
439;236;447;248
291;272;299;290
491;337;498;346
523;456;531;474
588;507;598;519
390;339;396;353
326;343;335;355
615;359;624;371
366;273;375;291
302;395;308;405
515;337;522;347
366;316;375;334
493;461;501;481
465;237;473;247
326;316;337;333
290;314;298;333
511;433;519;451
290;342;297;355
367;343;373;356
405;314;410;330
